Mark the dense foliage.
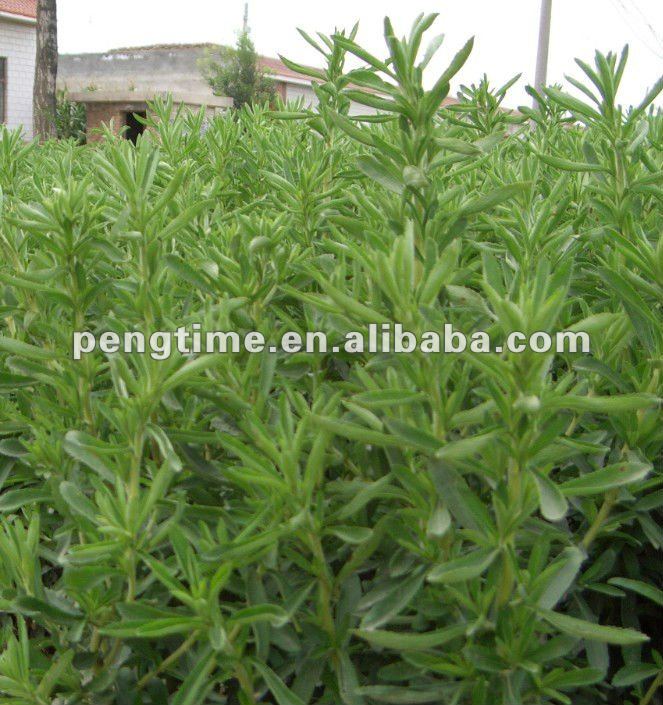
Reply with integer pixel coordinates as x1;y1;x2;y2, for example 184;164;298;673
0;14;662;705
201;29;276;110
55;90;87;144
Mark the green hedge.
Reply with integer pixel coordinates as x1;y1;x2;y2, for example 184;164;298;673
0;15;661;705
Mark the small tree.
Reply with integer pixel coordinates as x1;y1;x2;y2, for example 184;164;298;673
201;30;275;110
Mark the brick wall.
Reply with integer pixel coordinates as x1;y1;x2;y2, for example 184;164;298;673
85;102;227;142
86;104;126;141
0;17;36;139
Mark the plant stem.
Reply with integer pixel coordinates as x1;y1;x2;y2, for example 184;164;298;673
640;669;663;705
102;637;122;672
128;426;145;505
136;630;199;690
307;530;336;640
581;489;618;550
235;662;257;704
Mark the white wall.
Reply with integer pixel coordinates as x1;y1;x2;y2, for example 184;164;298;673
0;17;36;140
285;82;319;109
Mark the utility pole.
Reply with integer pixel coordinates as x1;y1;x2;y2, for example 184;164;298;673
243;2;249;34
533;0;553;106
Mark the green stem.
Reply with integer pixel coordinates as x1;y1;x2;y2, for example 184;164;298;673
640;669;663;705
101;637;122;672
581;489;618;550
128;426;145;504
136;630;199;690
235;662;257;704
307;531;336;641
507;457;521;506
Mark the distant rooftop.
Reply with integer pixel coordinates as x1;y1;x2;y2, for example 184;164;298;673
0;0;36;19
58;44;320;92
106;43;218;53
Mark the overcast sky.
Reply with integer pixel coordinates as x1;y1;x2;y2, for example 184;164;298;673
57;0;663;108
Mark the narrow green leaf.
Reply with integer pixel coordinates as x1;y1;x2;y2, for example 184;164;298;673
427;549;498;584
228;604;289;628
608;578;663;607
532;471;569;521
357;155;404;195
0;487;51;512
171;649;216;705
59;481;98;522
459;182;529;217
0;336;58;360
354;623;466;651
540;610;649;645
360;571;425;630
537;547;585;610
612;663;660;687
560;460;651;496
252;661;306;705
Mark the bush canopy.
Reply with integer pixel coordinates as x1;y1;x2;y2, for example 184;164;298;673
0;14;661;705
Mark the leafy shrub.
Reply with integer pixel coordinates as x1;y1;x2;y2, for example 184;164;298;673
0;14;661;705
200;30;275;110
55;90;87;143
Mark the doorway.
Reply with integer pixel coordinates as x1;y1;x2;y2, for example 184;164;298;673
124;111;146;144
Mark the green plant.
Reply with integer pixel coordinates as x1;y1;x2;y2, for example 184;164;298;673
445;74;525;135
55;90;87;143
201;28;275;110
0;13;661;705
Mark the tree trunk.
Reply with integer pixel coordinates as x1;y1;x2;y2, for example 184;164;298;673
33;0;58;141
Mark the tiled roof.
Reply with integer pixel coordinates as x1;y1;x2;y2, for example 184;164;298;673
258;55;319;81
0;0;37;19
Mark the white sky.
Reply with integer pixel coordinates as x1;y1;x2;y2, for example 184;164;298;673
57;0;663;108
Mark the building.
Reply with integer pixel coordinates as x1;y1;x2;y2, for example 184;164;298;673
0;0;36;139
57;43;379;139
259;54;329;108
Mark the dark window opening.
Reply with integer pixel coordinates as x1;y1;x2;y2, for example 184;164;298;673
0;58;7;124
124;111;146;143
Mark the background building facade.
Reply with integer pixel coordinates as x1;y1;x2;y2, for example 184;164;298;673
0;0;36;139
